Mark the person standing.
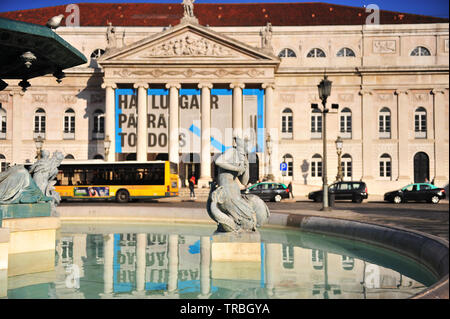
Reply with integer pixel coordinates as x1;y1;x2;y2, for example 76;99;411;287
189;175;196;200
288;182;294;199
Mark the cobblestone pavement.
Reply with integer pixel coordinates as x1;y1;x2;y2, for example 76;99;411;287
60;199;449;241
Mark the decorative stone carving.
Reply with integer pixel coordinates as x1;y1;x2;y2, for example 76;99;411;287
112;68;265;78
280;94;295;103
141;35;234;57
62;94;77;104
106;22;117;50
32;94;47;103
181;0;199;24
414;93;429;102
377;93;393;101
207;137;270;232
0;94;9;103
373;40;396;53
260;22;273;53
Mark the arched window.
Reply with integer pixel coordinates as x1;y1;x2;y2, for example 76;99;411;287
278;48;297;58
281;108;293;139
93;154;104;160
341;154;352;179
64;154;75;160
64;108;75;139
90;48;105;68
311;109;322;139
307;48;326;58
282;154;293;177
311;154;322;178
337;47;355;57
340;108;352;138
0;106;6;139
0;154;9;172
411;46;431;56
93;109;105;139
379;107;391;139
379;153;392;179
414;107;427;138
34;108;46;139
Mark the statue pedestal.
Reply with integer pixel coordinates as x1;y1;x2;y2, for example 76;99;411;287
180;16;199;24
211;232;262;283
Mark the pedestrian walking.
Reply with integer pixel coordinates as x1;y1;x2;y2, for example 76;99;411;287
189;175;196;200
288;182;294;199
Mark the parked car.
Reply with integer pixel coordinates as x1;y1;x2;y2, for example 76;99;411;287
308;181;368;203
384;183;446;204
241;182;290;202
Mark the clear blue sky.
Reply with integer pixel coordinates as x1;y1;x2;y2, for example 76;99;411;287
0;0;448;18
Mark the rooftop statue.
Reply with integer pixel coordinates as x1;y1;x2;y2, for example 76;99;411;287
207;137;270;232
181;0;198;24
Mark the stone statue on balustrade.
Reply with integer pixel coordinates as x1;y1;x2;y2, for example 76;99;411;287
181;0;199;24
0;150;64;211
207;137;270;232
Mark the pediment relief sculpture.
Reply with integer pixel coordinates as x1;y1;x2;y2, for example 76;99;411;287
139;35;235;58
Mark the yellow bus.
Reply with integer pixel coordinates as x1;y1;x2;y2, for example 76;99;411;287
54;161;179;202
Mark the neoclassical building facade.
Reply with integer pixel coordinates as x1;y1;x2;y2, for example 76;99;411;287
0;2;448;196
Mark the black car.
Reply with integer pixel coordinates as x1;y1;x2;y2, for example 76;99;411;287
241;182;290;202
308;181;368;203
384;183;446;204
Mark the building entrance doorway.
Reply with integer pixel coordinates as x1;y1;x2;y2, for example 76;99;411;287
180;153;200;187
414;152;429;183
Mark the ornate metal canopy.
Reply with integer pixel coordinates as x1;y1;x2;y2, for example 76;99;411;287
0;17;87;90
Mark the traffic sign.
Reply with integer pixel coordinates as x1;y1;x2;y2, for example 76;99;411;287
280;162;287;171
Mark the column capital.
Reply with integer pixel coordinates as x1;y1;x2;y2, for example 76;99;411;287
198;82;213;89
431;88;446;95
133;82;149;89
394;89;410;96
101;82;117;89
229;82;245;89
8;89;25;97
165;83;181;90
262;83;276;90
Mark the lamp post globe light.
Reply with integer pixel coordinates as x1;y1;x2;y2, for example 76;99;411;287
335;136;343;182
316;75;334;211
34;135;44;160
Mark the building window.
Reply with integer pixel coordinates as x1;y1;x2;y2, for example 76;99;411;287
411;46;431;56
336;47;355;57
278;48;296;58
64;154;75;160
307;48;326;58
93;109;105;139
0;107;6;139
379;153;392;179
90;48;105;68
311;154;322;178
64;108;75;139
414;107;427;139
93;154;104;160
282;244;294;269
281;108;293;139
282;154;294;177
379;107;391;139
34;108;46;139
339;108;352;139
311;109;322;139
341;154;352;179
0;154;9;172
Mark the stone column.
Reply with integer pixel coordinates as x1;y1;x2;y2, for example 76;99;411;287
134;83;149;162
395;90;410;181
10;90;24;164
198;83;213;188
263;83;276;180
166;83;181;165
199;236;211;298
265;243;277;297
101;83;117;162
101;234;114;297
359;89;374;180
167;234;179;293
230;83;245;138
431;89;448;184
135;233;146;293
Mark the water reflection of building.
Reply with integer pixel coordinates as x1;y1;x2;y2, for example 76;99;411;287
35;230;429;299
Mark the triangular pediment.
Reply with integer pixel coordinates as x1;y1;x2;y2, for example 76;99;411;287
99;22;279;65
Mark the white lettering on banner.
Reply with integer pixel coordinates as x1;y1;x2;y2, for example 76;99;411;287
116;93;259;154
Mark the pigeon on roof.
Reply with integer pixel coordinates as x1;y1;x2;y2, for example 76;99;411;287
46;14;65;29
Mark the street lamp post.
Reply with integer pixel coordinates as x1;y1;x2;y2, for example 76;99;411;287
335;136;343;182
266;134;274;181
317;75;333;211
104;135;111;161
34;135;44;159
